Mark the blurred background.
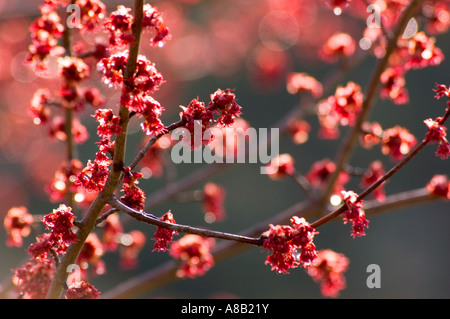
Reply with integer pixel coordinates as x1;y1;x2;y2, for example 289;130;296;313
0;0;449;298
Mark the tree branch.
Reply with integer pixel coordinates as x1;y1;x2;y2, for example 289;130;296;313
101;185;443;299
45;0;145;299
321;0;425;203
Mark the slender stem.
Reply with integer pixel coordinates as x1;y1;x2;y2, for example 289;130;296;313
108;196;264;246
129;120;187;170
101;185;442;299
321;0;425;203
45;0;145;299
63;1;76;208
312;104;450;229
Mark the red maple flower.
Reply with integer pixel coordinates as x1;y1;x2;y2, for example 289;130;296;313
46;159;84;203
104;5;134;47
381;126;417;160
202;183;226;223
306;158;349;195
153;211;177;252
12;260;55;299
72;0;106;33
142;4;171;47
4;207;34;247
341;191;369;238
360;161;386;202
120;167;146;211
29;88;52;125
101;213;123;252
266;153;295;180
26;5;64;71
208;88;242;127
360;122;383;149
328;82;364;126
65;281;100;299
395;32;444;70
77;233;105;277
262;216;318;273
119;230;146;269
306;249;349;298
169;235;215;278
42;204;77;254
286;72;323;98
426;174;450;199
287;119;311;144
27;233;53;261
94;108;122;139
58;56;90;83
434;83;450;99
380;67;409;105
320;33;356;62
321;0;352;11
77;151;111;192
179;98;214;149
424;118;450;159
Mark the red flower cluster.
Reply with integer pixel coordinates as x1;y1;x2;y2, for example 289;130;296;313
105;4;170;48
202;183;226;223
12;260;55;299
76;233;105;277
380;67;409;105
104;5;135;48
169;235;215;278
424;117;450;159
360;121;383;149
26;2;64;71
42;204;77;254
29;89;51;125
306;158;349;195
4;207;34;247
65;281;100;299
120;167;146;211
262;216;318;274
266;153;295;180
101;213;123;252
426;174;450;199
142;3;171;47
46;159;84;204
306;249;349;298
317;82;363;138
381;126;417;160
77;151;111;192
140;135;173;178
360;161;386;202
179;89;242;149
153;211;177;252
94;109;122;139
395;32;444;71
209;89;243;127
119;230;146;269
321;0;352;12
98;52;166;136
424;1;450;35
287;119;311;144
341;191;369;238
320;33;356;62
72;0;106;33
286;72;323;98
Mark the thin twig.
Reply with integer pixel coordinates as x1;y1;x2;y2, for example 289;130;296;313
321;0;425;203
108;196;265;246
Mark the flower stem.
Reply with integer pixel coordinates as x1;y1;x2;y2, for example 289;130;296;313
45;0;145;299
